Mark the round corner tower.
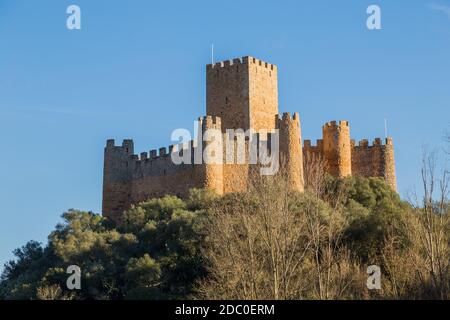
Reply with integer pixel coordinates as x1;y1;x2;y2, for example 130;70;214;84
198;115;224;195
322;120;352;178
278;112;304;192
383;137;397;191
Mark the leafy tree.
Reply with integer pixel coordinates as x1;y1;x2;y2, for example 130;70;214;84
1;192;208;300
124;254;161;299
343;177;410;262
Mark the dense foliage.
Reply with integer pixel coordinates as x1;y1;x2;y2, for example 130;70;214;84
1;176;448;300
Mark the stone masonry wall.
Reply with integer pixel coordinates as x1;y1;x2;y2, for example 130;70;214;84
248;57;278;131
103;139;206;223
103;112;305;223
351;138;397;191
206;58;250;132
303;129;397;191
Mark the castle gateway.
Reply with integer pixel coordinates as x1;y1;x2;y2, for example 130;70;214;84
103;56;396;223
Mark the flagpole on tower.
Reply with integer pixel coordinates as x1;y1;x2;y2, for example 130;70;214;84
211;44;214;65
384;118;388;139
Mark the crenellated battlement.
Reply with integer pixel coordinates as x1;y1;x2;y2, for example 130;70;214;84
207;57;244;70
199;115;222;128
105;139;133;150
277;112;300;123
207;56;277;71
351;137;394;149
303;139;324;149
106;139;115;148
247;56;277;71
105;139;186;164
323;120;349;129
107;127;284;168
302;139;324;163
111;116;225;166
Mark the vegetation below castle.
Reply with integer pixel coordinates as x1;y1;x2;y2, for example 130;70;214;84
1;158;449;300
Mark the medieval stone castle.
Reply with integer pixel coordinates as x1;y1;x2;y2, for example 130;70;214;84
103;56;396;223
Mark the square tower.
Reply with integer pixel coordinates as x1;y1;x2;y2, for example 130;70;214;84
206;56;279;132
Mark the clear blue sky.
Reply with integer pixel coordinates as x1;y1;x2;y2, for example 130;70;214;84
1;0;449;270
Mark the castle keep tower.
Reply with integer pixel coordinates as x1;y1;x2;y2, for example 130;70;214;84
207;56;278;132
